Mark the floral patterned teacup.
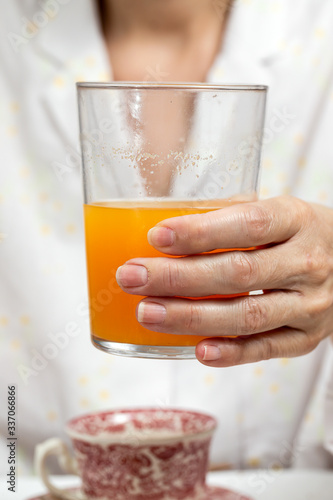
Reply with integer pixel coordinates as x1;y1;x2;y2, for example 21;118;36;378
35;408;217;500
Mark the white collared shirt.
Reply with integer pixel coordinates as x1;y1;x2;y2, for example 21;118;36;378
1;0;333;475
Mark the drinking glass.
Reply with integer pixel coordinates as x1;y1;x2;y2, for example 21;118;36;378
77;82;267;359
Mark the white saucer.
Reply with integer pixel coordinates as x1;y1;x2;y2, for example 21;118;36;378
205;485;252;499
28;485;252;500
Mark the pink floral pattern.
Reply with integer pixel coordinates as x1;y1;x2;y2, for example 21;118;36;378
44;409;252;499
65;409;218;499
72;438;209;499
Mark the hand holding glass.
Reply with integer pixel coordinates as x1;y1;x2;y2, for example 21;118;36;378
77;82;267;359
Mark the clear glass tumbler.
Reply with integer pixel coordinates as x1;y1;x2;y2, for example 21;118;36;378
77;82;267;359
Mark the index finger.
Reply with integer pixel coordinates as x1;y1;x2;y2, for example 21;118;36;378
147;196;307;255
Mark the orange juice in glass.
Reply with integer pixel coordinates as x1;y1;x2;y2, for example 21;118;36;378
77;82;267;358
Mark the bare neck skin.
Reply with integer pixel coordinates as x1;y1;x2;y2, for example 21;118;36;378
98;0;231;81
97;1;232;195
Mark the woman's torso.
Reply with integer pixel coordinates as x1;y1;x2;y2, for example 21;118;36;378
0;0;333;473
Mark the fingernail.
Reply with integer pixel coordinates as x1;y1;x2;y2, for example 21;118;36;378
203;345;221;361
116;264;148;287
137;302;166;324
147;227;175;247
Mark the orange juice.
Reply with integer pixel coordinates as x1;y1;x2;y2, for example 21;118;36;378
84;200;245;347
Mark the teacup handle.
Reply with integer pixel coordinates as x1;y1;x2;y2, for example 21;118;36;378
35;438;83;500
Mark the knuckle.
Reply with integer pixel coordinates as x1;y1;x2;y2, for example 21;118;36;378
184;303;202;332
301;332;319;355
302;246;329;284
230;252;258;291
294;197;313;222
240;297;267;335
229;341;246;365
306;292;333;320
161;260;183;292
292;197;317;234
260;335;275;360
241;205;271;244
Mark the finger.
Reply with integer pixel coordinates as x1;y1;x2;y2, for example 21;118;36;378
135;292;302;337
116;243;307;297
195;328;316;367
147;196;308;255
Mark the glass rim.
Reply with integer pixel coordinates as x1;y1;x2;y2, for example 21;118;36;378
76;81;268;92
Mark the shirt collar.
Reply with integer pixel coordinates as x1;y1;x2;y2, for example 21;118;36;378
208;0;290;86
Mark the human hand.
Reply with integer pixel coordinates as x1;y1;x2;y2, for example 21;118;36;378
115;196;333;367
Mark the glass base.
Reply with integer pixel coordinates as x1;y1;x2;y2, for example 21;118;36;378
92;337;196;359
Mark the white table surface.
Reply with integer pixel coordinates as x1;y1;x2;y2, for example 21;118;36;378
2;470;333;500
